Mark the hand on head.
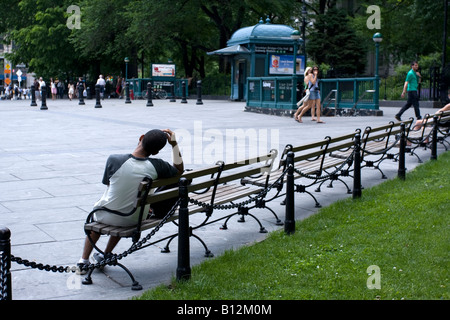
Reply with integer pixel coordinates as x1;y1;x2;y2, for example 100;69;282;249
161;129;177;146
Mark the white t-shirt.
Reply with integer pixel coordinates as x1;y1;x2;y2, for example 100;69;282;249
94;154;178;227
96;78;106;86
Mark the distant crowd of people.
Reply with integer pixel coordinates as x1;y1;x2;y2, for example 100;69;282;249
0;75;127;101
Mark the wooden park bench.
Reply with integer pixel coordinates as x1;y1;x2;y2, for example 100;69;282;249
435;110;450;150
82;149;278;290
406;111;450;162
241;132;359;209
330;119;414;179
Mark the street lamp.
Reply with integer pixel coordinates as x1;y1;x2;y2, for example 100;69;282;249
373;33;383;109
291;30;303;106
124;57;130;81
372;33;383;78
290;30;301;75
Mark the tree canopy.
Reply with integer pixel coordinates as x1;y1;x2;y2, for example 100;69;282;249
2;0;448;82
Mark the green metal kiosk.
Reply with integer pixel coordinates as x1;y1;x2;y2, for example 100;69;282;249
127;63;188;99
208;17;305;115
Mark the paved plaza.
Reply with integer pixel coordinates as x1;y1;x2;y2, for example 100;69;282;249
0;97;445;300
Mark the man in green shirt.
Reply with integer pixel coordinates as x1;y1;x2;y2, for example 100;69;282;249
395;61;422;121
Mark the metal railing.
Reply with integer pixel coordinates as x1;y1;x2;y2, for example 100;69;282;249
247;76;380;113
320;77;379;110
247;75;302;112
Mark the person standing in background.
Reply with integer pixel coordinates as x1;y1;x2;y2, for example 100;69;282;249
395;61;422;121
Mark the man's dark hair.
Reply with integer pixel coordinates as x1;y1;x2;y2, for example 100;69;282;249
142;129;167;156
411;61;418;66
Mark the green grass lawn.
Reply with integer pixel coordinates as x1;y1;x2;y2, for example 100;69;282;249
137;152;450;300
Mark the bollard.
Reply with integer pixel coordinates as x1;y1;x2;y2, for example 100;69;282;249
78;84;85;105
94;84;102;108
398;123;406;180
196;80;203;105
146;82;153;107
431;116;438;160
40;86;48;110
30;85;37;107
170;83;176;102
0;227;12;301
125;82;131;104
181;81;187;104
284;152;295;235
176;178;191;281
352;134;362;199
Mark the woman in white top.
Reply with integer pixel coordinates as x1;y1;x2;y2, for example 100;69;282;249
68;83;75;100
296;66;324;123
294;67;313;121
51;78;57;100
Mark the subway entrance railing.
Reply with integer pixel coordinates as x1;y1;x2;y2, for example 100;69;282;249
246;76;382;116
246;75;302;116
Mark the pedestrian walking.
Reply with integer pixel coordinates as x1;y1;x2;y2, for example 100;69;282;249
395;61;422;121
51;78;57;100
96;75;106;99
68;83;75;100
295;66;324;123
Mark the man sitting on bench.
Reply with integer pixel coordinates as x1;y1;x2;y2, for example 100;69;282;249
77;129;183;274
412;103;450;130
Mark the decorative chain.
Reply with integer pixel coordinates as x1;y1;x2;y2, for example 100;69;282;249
188;167;289;210
11;199;181;274
1;253;9;300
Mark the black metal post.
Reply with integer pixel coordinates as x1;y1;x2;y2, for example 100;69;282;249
30;85;37;107
352;134;362;199
176;178;191;281
181;81;187;104
94;84;102;108
284;151;295;235
0;227;12;301
125;82;131;104
146;82;153;107
196;80;203;105
40;86;48;110
431;116;438;160
170;83;176;102
78;83;85;105
398;123;406;180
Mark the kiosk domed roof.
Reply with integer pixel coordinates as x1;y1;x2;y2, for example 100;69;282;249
228;18;296;46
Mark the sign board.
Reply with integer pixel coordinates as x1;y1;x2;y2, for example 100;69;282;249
255;45;294;54
4;63;11;85
269;54;305;75
4;73;11;85
151;64;176;78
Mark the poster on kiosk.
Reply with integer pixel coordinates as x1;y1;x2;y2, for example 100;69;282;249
151;63;176;93
269;55;305;75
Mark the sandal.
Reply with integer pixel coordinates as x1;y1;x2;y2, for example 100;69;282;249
317;121;325;124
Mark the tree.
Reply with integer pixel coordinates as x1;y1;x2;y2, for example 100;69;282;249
307;6;367;76
352;0;449;65
5;0;85;80
69;0;137;79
